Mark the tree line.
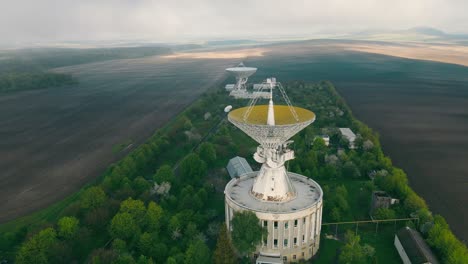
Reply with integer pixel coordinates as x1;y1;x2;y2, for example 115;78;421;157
0;72;76;93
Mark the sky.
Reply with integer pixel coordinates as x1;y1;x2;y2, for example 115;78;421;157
1;0;467;46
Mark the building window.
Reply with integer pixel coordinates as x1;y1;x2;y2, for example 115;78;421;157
285;222;289;229
303;217;306;224
274;221;278;229
294;219;298;227
302;235;305;243
302;251;305;257
283;256;287;262
293;255;296;260
263;237;267;246
263;220;268;227
294;237;297;246
284;239;288;247
274;239;278;248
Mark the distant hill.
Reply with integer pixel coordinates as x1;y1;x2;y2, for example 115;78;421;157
205;39;260;46
405;26;447;36
347;26;468;43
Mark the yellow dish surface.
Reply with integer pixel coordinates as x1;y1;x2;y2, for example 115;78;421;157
229;105;315;125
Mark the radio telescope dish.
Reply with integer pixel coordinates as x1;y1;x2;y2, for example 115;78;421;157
225;66;257;79
225;63;257;96
228;105;315;148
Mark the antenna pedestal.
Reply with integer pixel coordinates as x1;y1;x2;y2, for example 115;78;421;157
251;145;296;201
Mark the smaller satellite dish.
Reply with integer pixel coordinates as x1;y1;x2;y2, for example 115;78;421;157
224;105;233;113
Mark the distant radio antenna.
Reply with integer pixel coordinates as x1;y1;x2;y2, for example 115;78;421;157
225;63;257;96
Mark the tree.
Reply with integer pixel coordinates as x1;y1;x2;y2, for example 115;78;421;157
428;215;468;263
330;207;341;222
110;212;139;240
114;253;136;264
198;142;217;165
342;161;361;179
213;224;237;264
133;176;150;195
154;165;174;184
112;238;127;253
57;216;79;239
90;248;118;264
338;230;374;264
120;198;146;226
137;255;154;264
184;239;211;264
145;201;163;232
404;191;427;213
231;211;267;256
16;228;58;264
138;232;153;256
81;186;106;210
312;137;327;152
180;153;207;186
374;208;396;220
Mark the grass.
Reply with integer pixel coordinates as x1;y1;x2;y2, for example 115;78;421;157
0;192;80;234
316;223;402;263
314;235;341;263
319;179;372;222
112;139;133;154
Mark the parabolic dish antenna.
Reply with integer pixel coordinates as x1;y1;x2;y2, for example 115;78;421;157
228;105;315;148
225;66;257;79
225;63;257;95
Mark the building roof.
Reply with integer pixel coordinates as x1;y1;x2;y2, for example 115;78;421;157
339;128;356;141
226;156;253;178
396;227;439;264
225;172;322;213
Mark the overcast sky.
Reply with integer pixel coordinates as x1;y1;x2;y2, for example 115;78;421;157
1;0;467;46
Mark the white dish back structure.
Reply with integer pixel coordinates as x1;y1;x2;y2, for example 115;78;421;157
225;62;258;98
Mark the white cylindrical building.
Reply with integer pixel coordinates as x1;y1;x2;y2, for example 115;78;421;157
225;172;323;262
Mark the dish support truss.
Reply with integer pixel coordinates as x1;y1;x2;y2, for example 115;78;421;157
243;80;299;122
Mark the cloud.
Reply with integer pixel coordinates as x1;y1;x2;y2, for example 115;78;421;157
0;0;467;45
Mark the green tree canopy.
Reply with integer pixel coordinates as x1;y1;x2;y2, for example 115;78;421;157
231;211;267;256
120;198;146;226
110;212;140;240
184;239;211;264
145;201;163;232
16;228;58;264
338;230;374;264
197;142;217;165
57;216;79;239
154;165;174;184
81;186;106;210
213;223;237;264
179;153;207;186
373;208;396;220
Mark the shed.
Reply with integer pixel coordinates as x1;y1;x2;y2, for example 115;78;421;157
370;190;399;215
394;227;439;264
339;128;356;149
226;156;253;178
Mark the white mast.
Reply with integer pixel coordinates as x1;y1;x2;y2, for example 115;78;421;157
266;87;275;126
